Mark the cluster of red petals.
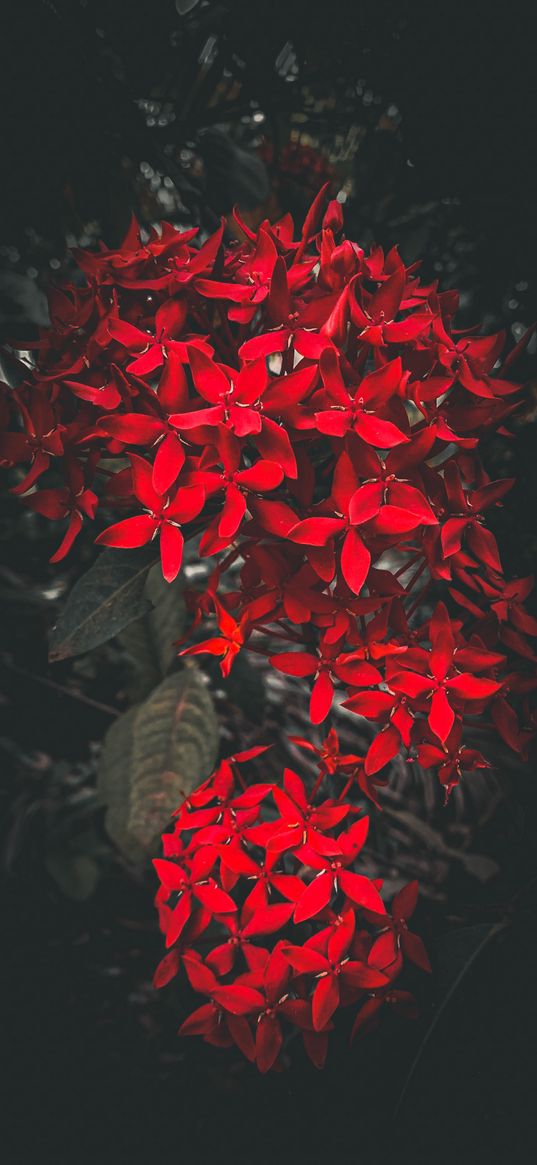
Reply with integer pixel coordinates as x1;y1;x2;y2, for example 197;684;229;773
1;182;536;784
153;748;429;1073
3;182;536;1068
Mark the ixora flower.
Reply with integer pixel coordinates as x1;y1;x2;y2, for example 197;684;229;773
152;752;428;1073
2;183;536;1069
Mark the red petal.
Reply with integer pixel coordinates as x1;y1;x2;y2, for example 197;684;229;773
310;671;334;724
239;330;289;361
339;871;386;914
430;602;455;682
340;527;371;595
364;726;401;774
153;858;186;890
312;974;340;1030
256;418;297;477
370;265;405;322
189;347;230;403
389;670;433;698
166;484;205;522
96;514;157;549
179;1002;217;1037
283;945;329;974
193;882;237;913
401;931;432;973
269;652;318;677
303;1030;329;1068
256;1014;283;1074
354;413;408;448
236;461;283;491
327;911;355;962
242;903;294;937
130;453;162;510
343;690;395;718
393;880;419;921
218;486;247;539
211;985;265;1015
348;483;383;525
98;413;163;444
428;687;455;744
289;517;344;546
153;948;182;988
334;658;381;686
170;405;224;429
293;872;333;923
152;432;185;496
445;674;503;699
283;768;308;810
368;931;398;970
165;893;192;947
160;523;184;583
315;409;350;438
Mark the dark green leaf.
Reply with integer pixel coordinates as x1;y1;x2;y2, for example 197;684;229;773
97;666;218;861
49;548;159;661
394;920;508;1117
45;847;100;901
118;566;187;701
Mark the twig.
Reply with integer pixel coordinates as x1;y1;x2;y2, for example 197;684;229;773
1;659;119;717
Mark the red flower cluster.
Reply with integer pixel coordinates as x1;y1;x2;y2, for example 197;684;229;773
1;186;534;783
2;184;535;1065
153;748;429;1072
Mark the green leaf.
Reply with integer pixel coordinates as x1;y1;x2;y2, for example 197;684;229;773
97;667;218;861
118;566;187;701
394;920;508;1117
45;847;100;901
49;547;159;661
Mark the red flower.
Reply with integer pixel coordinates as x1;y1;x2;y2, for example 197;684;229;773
266;768;350;854
368;880;431;974
180;596;249;676
270;634;381;723
289;726;364;776
387;602;504;743
414;721;491;797
96;453;204;581
284;911;388;1030
24;457;98;561
349;264;431;347
291;817;387;922
314;350;409;446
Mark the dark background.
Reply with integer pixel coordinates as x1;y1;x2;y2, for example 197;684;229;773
1;2;537;1162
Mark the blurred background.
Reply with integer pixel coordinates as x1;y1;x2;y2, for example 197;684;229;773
1;2;537;1161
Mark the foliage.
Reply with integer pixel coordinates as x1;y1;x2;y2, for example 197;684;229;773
98;667;218;861
49;546;159;660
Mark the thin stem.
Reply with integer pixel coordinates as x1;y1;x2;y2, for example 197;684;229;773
2;659;118;717
393;551;421;579
309;769;326;801
406;578;432;619
403;558;428;604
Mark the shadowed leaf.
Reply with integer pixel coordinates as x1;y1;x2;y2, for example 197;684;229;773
45;847;100;901
118;565;187;701
49;548;159;661
97;667;218;860
394;920;508;1117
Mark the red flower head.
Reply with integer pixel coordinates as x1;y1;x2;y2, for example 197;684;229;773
3;183;535;1072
